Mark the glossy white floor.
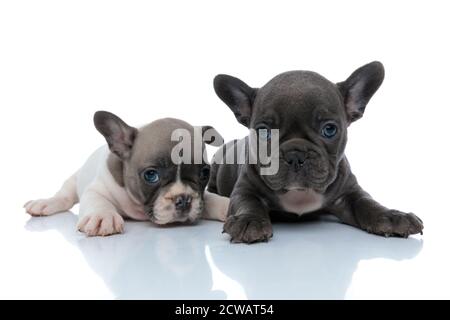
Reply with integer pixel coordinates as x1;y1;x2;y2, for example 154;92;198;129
1;202;449;299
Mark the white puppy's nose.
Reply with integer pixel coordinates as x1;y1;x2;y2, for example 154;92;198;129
174;194;192;213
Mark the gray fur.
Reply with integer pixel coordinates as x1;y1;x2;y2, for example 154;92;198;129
210;61;423;243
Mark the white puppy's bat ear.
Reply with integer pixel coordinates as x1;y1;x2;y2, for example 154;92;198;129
202;125;224;146
337;61;385;124
94;111;138;159
213;74;257;127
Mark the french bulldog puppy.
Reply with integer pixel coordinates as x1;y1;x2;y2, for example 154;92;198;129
209;61;423;243
24;111;229;236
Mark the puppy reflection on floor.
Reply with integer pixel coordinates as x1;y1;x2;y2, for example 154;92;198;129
24;212;228;299
24;111;229;236
24;212;423;299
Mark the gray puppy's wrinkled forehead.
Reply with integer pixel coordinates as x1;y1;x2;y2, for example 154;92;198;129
254;71;345;119
130;117;196;165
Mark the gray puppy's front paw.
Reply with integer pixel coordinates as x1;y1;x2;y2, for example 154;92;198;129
223;214;273;244
364;210;424;238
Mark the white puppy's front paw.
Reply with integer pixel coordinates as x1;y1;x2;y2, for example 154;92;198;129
24;197;73;216
77;212;124;237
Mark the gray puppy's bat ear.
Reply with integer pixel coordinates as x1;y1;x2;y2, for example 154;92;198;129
337;61;385;124
93;111;138;160
213;74;257;127
202;125;224;146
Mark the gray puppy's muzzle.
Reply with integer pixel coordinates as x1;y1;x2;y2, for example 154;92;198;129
261;138;330;191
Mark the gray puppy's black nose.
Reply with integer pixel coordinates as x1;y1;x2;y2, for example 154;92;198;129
174;194;192;212
285;150;307;171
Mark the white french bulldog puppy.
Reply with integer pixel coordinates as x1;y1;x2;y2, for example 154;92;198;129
24;111;229;236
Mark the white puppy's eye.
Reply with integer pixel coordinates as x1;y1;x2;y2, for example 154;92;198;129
143;169;160;184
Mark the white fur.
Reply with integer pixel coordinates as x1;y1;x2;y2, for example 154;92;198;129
202;191;229;222
278;189;323;215
25;146;142;236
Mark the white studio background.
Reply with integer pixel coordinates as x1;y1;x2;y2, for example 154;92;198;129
0;0;449;299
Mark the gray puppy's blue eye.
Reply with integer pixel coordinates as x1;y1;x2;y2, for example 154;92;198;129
255;125;271;140
321;123;338;138
143;169;160;183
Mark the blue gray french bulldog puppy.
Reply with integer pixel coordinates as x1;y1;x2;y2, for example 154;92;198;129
209;61;424;243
